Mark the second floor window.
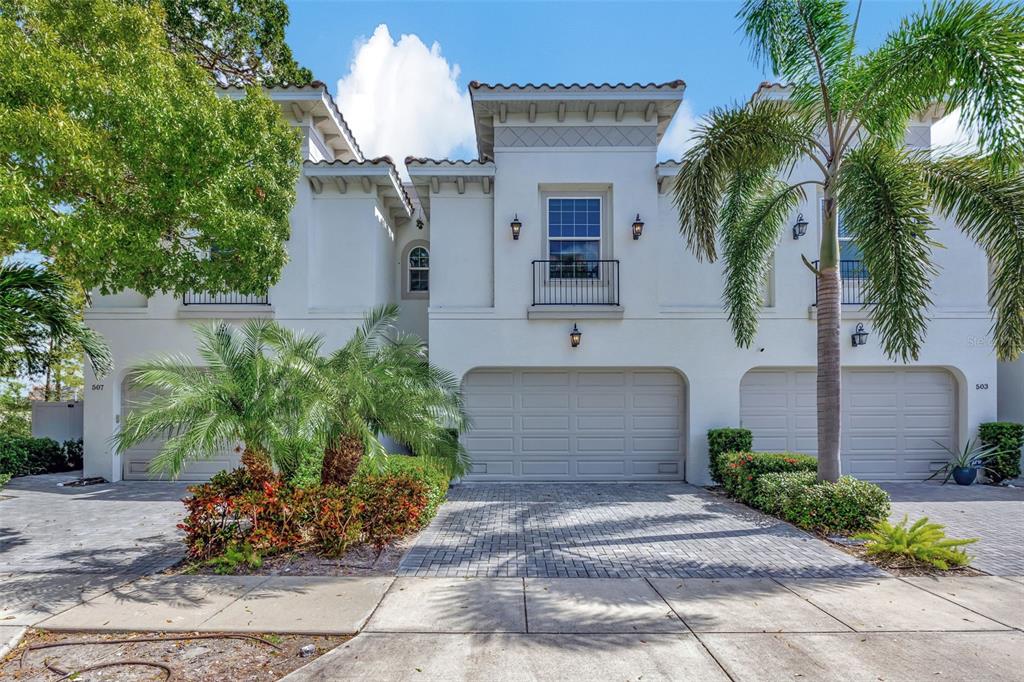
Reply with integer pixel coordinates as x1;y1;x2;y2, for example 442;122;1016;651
548;197;601;279
408;246;429;292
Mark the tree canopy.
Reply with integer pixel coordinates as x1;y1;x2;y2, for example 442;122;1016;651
0;0;302;297
159;0;313;87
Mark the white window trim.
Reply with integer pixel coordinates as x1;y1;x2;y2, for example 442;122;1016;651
402;240;429;300
545;195;603;263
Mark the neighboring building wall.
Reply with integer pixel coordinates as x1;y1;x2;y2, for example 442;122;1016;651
31;401;83;443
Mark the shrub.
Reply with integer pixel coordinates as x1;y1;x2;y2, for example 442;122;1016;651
753;470;816;516
0;472;10;489
719;451;817;504
855;516;976;570
179;456;449;565
63;438;84;470
350;456;450;550
0;434;68;477
777;475;891;534
707;428;752;483
0;434;29;477
307;485;363;556
978;422;1024;484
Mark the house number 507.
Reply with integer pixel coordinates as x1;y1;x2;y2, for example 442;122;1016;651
976;383;989;390
91;384;104;391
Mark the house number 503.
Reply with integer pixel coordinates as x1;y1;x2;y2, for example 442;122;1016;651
976;383;989;390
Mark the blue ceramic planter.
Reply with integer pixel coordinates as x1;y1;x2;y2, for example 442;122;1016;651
952;466;977;486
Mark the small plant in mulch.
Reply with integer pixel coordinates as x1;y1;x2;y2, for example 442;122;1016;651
853;515;978;572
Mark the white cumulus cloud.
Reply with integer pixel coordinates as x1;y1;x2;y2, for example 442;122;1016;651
336;25;476;173
658;101;700;161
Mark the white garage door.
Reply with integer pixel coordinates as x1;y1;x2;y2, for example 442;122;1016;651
462;368;685;481
121;381;241;481
740;368;957;481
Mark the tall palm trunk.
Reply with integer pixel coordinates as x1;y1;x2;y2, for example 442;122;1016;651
240;447;275;483
321;434;364;487
817;194;842;482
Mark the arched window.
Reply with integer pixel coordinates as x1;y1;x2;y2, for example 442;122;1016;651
407;245;429;294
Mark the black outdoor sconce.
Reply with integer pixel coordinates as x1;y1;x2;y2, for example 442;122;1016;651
792;213;808;240
632;213;645;240
851;323;869;347
569;323;582;348
510;214;522;240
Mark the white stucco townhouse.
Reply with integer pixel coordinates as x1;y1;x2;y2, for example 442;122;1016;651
83;79;1015;485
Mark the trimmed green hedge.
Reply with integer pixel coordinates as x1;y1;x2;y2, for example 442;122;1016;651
351;455;450;525
0;435;86;478
719;451;891;535
756;471;891;534
719;451;817;503
978;422;1024;484
707;428;753;484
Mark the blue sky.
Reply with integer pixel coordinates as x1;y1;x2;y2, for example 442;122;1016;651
284;1;929;164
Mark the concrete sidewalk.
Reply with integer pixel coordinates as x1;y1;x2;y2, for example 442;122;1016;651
4;573;1022;680
285;575;1024;681
4;575;392;635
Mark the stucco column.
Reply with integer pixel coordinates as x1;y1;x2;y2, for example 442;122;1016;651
953;363;999;445
685;366;744;486
82;363;121;481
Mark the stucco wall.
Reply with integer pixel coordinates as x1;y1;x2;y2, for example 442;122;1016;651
83;175;404;480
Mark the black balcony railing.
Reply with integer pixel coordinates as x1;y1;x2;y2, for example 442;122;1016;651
182;291;270;306
814;260;874;305
532;260;620;306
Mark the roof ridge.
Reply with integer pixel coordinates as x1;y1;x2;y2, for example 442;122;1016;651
469;80;686;90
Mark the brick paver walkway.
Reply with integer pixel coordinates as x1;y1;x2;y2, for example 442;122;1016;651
399;483;883;578
0;472;189;618
883;482;1024;575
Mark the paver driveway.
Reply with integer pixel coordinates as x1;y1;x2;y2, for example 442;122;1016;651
883;482;1024;575
0;472;188;622
399;483;882;578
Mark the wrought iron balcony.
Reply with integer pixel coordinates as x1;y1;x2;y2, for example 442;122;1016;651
182;291;270;306
532;260;620;306
814;260;874;305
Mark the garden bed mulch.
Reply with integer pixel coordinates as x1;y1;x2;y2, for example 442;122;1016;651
1;629;347;681
167;532;421;577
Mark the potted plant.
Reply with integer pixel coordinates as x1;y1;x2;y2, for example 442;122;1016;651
926;439;1001;486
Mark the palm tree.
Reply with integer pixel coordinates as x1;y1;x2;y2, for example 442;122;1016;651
115;319;314;480
0;262;112;379
298;305;469;486
673;0;1024;481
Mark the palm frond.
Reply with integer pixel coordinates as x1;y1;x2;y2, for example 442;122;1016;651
916;154;1024;361
0;262;112;376
722;175;806;346
836;143;939;362
848;0;1024;172
672;99;816;262
739;0;852;86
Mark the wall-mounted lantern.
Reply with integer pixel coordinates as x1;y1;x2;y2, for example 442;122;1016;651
569;323;582;348
792;213;808;240
510;214;522;240
851;323;869;347
632;213;645;240
416;217;424;230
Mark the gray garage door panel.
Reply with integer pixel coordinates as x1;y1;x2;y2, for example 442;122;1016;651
740;368;957;481
121;381;240;481
462;368;685;481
